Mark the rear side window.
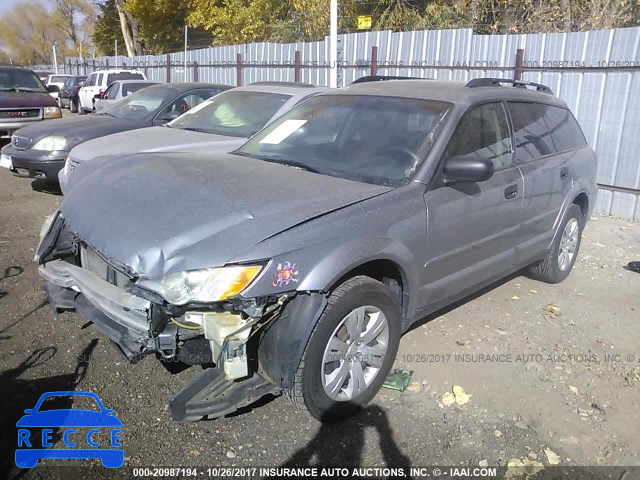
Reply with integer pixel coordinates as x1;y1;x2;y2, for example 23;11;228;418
443;102;513;170
542;106;587;152
96;73;104;86
507;102;556;162
107;72;145;85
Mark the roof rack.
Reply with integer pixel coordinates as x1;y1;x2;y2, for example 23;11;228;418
465;77;554;95
351;75;427;84
249;81;315;87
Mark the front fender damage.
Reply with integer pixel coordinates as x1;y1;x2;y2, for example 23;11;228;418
168;291;328;421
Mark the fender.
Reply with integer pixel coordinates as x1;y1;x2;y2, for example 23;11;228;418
258;292;328;389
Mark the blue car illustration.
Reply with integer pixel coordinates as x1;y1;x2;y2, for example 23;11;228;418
15;391;123;468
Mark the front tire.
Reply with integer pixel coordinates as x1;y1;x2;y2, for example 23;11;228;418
70;98;78;113
528;204;584;283
286;276;401;422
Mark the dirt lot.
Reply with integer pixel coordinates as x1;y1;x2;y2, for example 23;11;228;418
1;160;639;478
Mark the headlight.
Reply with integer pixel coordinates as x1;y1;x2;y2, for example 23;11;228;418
32;135;67;151
43;106;62;119
137;265;263;305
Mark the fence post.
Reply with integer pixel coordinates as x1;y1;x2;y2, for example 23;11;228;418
294;50;301;83
514;48;524;81
193;61;199;82
105;58;109;68
236;53;243;87
166;53;171;82
371;46;378;76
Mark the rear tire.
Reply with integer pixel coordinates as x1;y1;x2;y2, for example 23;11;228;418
285;276;401;422
70;98;78;113
528;204;584;284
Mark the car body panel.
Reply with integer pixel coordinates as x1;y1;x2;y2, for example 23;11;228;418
61;152;391;279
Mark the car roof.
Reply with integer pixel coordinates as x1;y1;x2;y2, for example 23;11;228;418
233;83;330;100
338;78;568;108
112;79;158;84
89;69;145;74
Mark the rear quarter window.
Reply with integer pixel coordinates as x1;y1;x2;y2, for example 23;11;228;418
507;102;557;162
542;106;588;152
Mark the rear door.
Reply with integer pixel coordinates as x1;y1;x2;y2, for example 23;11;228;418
507;102;573;265
420;102;522;308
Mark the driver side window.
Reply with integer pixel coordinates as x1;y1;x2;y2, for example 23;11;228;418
443;103;512;170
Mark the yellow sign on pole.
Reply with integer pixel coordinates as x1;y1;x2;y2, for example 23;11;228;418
357;15;372;30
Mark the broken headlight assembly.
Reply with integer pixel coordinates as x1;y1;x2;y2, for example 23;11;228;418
137;265;263;305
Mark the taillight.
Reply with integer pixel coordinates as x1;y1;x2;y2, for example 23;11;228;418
99;89;105;98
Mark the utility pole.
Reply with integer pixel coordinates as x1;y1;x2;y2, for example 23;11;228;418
52;43;58;73
329;0;337;88
184;25;188;81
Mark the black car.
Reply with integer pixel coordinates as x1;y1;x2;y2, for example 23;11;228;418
0;82;230;184
59;76;86;113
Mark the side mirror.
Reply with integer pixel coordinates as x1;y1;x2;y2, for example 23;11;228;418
46;84;59;93
93;93;102;100
443;155;494;184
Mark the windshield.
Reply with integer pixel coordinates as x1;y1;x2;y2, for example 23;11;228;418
169;90;290;137
103;85;179;120
236;95;450;187
0;70;46;92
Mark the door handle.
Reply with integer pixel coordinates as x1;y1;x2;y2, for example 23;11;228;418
560;167;569;180
504;184;518;200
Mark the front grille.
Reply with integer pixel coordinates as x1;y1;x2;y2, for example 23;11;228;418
0;108;41;121
80;245;131;288
11;135;32;150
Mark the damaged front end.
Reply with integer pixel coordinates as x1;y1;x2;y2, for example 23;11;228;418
36;212;327;421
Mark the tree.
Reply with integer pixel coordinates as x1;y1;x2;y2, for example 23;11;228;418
92;0;125;56
54;0;96;57
0;0;71;65
114;0;142;56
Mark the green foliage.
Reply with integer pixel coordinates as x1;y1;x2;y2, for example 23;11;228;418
93;0;125;55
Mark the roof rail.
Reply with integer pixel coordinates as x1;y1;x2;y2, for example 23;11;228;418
465;77;554;95
351;75;427;84
249;81;315;88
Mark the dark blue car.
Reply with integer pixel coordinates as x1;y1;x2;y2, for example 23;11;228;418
15;391;123;468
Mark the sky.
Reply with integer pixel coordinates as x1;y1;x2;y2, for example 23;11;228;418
0;0;27;15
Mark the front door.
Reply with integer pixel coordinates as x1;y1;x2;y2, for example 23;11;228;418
419;102;523;310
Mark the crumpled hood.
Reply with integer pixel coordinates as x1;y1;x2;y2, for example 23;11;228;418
61;152;391;279
70;126;245;163
0;91;57;108
16;115;146;149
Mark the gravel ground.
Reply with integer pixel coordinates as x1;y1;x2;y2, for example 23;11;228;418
0;155;639;479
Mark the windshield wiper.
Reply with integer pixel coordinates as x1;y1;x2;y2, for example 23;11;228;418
0;87;42;92
252;155;321;174
179;127;209;133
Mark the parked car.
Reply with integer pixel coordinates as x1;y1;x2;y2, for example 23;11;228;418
78;69;146;114
36;77;597;422
45;74;74;107
1;82;228;182
60;83;327;192
94;80;158;113
59;76;86;112
0;67;61;146
35;71;54;84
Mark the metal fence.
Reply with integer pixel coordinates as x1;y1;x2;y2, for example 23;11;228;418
64;26;640;220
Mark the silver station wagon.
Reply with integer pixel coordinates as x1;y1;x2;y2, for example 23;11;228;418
37;76;597;422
